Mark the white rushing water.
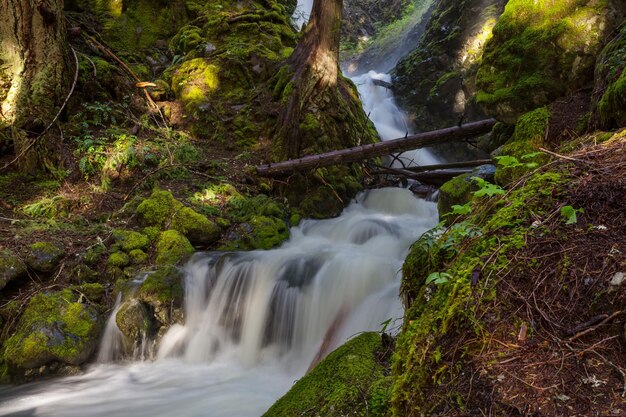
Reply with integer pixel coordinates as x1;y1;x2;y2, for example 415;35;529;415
0;189;438;417
0;5;440;417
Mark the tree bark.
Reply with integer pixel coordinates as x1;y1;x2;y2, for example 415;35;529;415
276;0;346;158
0;0;70;173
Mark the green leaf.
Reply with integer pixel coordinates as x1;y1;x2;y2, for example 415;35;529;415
521;152;543;160
494;155;520;168
426;272;451;285
472;177;505;197
451;203;472;215
560;205;584;225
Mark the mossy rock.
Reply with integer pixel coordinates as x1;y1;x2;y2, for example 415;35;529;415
493;107;551;185
136;189;221;246
593;21;626;129
221;215;289;251
437;173;479;220
476;0;624;123
111;229;150;252
27;242;65;273
136;266;184;326
2;289;101;369
264;332;392;417
115;299;154;341
72;283;105;303
129;249;149;265
155;230;195;266
108;251;130;268
0;249;27;291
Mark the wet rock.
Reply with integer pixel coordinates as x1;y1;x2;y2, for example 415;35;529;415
27;242;64;273
116;299;154;341
0;250;27;291
136;266;184;326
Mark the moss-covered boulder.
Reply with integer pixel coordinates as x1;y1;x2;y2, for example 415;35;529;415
111;229;150;252
136;266;184;327
0;249;27;291
115;299;154;341
155;230;195;265
27;242;64;273
437;173;478;219
137;189;221;246
592;21;626;129
2;289;101;369
264;332;392;417
476;0;625;124
493;107;551;185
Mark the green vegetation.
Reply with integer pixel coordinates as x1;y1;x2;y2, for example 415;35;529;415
476;0;621;123
264;332;392;417
155;230;195;265
2;289;101;369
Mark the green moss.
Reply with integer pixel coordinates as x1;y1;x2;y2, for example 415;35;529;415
171;58;220;106
72;283;105;302
129;249;149;265
83;244;106;266
264;333;392;417
112;229;150;252
437;173;477;219
155;230;194;265
595;24;626;128
476;0;619;123
494;107;551;185
136;189;221;245
2;289;100;369
0;250;27;291
108;251;130;268
137;266;184;306
115;299;153;341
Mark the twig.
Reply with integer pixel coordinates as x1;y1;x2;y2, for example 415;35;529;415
1;45;79;171
568;311;622;342
538;147;584;163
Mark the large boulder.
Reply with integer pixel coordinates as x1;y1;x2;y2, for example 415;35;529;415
476;0;625;124
2;289;101;369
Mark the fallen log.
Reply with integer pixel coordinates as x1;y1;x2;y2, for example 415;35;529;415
372;165;474;186
256;119;496;177
404;159;493;173
372;79;392;89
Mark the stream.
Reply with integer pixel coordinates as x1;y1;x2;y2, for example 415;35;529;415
0;5;438;417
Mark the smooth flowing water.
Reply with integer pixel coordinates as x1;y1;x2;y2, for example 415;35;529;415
0;5;439;417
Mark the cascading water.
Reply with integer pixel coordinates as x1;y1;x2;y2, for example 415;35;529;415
0;4;440;416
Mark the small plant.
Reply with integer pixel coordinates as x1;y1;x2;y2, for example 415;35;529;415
472;177;505;197
451;202;472;215
495;152;542;170
425;272;452;285
560;205;584;225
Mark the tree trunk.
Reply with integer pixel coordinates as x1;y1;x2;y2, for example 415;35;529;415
0;0;70;173
276;0;347;158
